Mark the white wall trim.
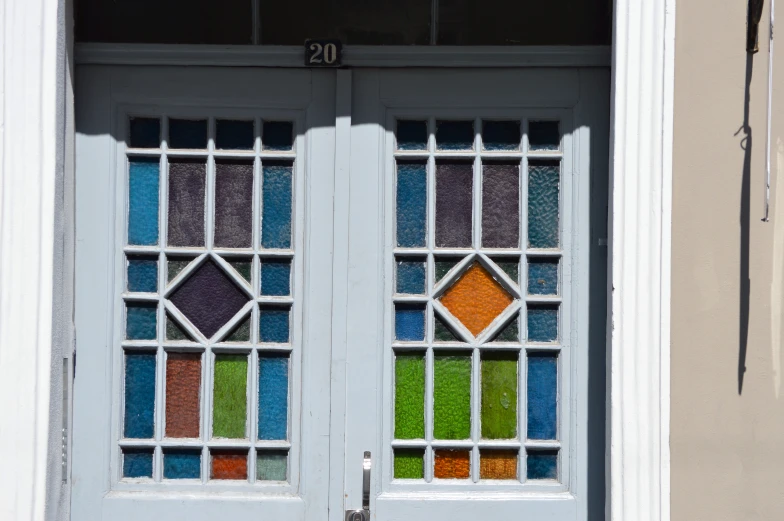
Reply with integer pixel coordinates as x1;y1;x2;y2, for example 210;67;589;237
609;0;674;519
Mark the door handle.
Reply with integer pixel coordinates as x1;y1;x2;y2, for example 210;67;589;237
345;451;371;521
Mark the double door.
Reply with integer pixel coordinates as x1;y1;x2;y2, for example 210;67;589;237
71;66;608;521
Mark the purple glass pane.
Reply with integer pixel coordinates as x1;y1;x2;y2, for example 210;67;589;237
168;159;205;247
214;161;254;248
482;163;520;248
435;161;473;248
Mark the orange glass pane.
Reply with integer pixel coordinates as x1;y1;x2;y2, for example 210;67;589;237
165;353;201;438
439;263;513;336
480;450;518;479
211;451;247;480
434;450;470;479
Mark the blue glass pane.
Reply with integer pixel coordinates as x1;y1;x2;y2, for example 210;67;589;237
261;162;293;249
483;121;521;151
527;305;558;342
259;306;290;343
527;354;557;440
397;120;427;150
528;121;560;151
129;117;160;149
263;121;293;151
164;450;201;479
258;356;289;440
396;162;427;247
395;305;425;341
126;303;157;340
216;120;254;150
396;257;426;294
436;120;474;150
527;258;558;295
127;256;158;293
124;353;156;438
123;449;153;478
527;162;560;248
168;119;207;149
527;450;558;480
261;259;291;296
128;158;159;246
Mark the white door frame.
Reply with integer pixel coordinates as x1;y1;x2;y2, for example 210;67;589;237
0;0;674;519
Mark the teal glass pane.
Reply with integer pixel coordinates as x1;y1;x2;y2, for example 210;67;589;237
527;450;558;480
124;352;156;438
261;162;293;249
259;306;290;343
528;258;558;295
527;354;557;439
258;356;289;440
395;304;425;341
527;305;558;342
260;259;291;296
527;161;560;248
128;158;159;246
126;303;157;340
396;162;427;247
257;451;287;481
123;448;153;478
396;257;426;294
127;256;158;293
164;450;201;479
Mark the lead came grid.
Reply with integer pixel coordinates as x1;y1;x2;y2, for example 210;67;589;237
392;117;563;484
120;115;297;485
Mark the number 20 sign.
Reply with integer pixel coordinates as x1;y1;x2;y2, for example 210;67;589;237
305;39;342;67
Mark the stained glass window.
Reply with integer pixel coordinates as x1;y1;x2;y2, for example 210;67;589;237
391;117;563;483
120;116;296;483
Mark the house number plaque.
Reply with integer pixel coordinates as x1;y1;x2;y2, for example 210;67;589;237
305;39;342;67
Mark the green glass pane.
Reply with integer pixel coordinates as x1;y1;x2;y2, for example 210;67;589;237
434;315;460;342
167;256;195;283
433;355;471;439
225;315;251;342
491;257;519;283
395;354;425;439
166;314;191;341
492;317;519;342
257;451;287;481
394;449;424;479
435;257;461;282
228;258;252;284
213;355;247;438
481;353;518;439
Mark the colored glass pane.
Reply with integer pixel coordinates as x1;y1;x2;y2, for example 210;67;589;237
262;121;293;151
528;258;558;295
481;353;517;439
228;258;253;284
396;257;426;295
527;305;558;342
492;316;519;342
216;120;254;150
491;257;519;283
128;158;159;246
394;449;424;479
395;304;425;341
527;354;557;440
261;259;291;296
259;306;290;343
212;355;247;438
257;451;288;481
126;303;157;340
258;356;289;440
165;353;201;438
165;314;192;341
163;450;201;479
168;119;207;149
214;161;253;248
434;450;470;479
129;117;160;149
127;256;158;293
397;120;427;150
261;162;293;249
433;315;460;342
434;257;460;282
436;120;474;150
527;161;560;248
396;162;427;248
394;353;425;439
225;315;251;342
435;161;473;248
211;450;247;480
167;159;206;247
482;162;520;248
482;120;521;151
528;121;560;151
123;449;153;478
480;450;518;480
527;450;558;480
439;263;513;336
433;354;471;439
167;255;195;283
124;352;156;438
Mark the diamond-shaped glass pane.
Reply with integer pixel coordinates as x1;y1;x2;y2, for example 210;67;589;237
168;259;249;338
439;263;513;336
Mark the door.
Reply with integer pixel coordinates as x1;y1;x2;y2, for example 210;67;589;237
71;67;336;520
339;69;609;521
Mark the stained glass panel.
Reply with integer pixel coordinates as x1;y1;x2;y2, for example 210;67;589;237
528;161;560;248
163;450;201;479
482;162;520;248
124;352;156;438
433;354;471;439
261;162;293;249
262;122;294;151
257;451;288;481
165;353;201;438
169;119;207;149
127;256;158;293
394;353;425;439
211;450;247;480
528;258;559;295
214;161;253;248
527;354;557;440
259;306;290;343
439;263;513;336
435;161;473;247
396;162;427;248
527;305;558;342
527;450;558;480
212;355;247;439
258;356;289;440
123;449;153;478
529;121;560;151
480;450;518;480
397;120;427;150
436;120;474;150
394;449;425;479
396;257;426;295
260;259;291;296
481;353;517;439
395;304;425;342
128;158;160;246
216;120;254;150
434;450;470;479
167;159;206;247
129;118;160;149
482;120;521;151
126;303;157;340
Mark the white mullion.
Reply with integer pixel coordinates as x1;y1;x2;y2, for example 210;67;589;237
425;346;434;483
248;348;258;483
203;350;215;483
253;116;262;255
520;346;528;482
470;344;480;483
427;117;436;252
473;117;482;251
424;117;436;483
206;117;216;250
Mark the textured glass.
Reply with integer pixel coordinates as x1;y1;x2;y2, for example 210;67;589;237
482;163;520;248
214;161;253;248
528;258;559;295
261;162;293;249
529;121;560;151
123;449;153;478
483;121;521;151
258;356;289;440
492;316;519;342
262;122;294;151
169;259;249;339
216;120;254;150
436;121;474;150
124;353;156;438
491;257;519;283
225;315;251;342
259;306;290;343
434;257;460;282
126;303;157;340
394;354;425;439
166;314;192;341
261;259;291;296
527;354;557;440
127;256;158;293
228;258;253;284
527;450;558;480
167;256;195;283
167;159;206;247
165;353;201;438
395;304;425;342
528;161;560;248
439;263;513;336
163;450;201;479
257;451;288;481
394;449;424;479
212;355;247;439
433;355;471;439
434;450;470;479
211;450;247;480
396;162;427;248
396;257;426;295
169;119;207;149
397;120;427;150
434;315;460;342
128;158;159;246
527;305;558;342
480;450;518;480
129;117;160;149
481;353;517;439
435;161;473;247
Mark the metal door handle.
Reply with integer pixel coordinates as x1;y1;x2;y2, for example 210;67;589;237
346;451;371;521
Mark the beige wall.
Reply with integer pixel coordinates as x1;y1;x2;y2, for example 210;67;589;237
671;2;784;519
